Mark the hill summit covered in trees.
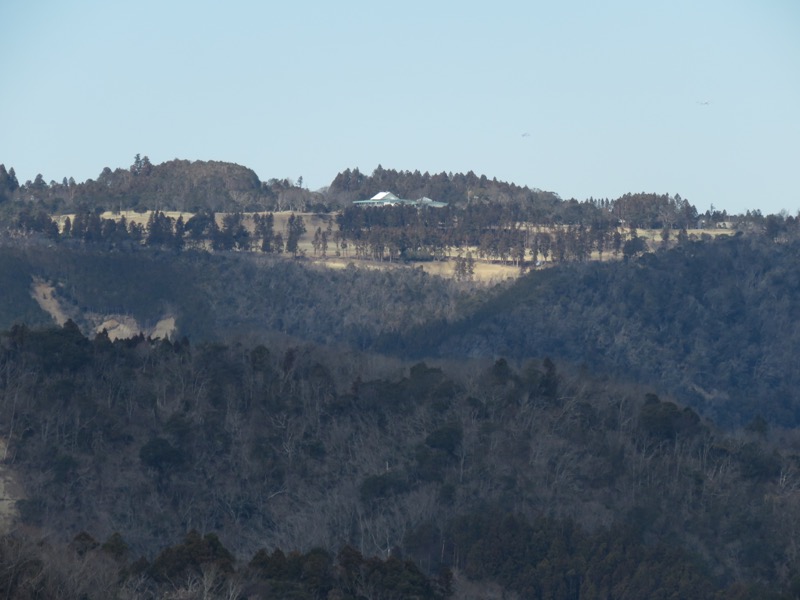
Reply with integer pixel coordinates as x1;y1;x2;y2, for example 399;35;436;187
1;158;705;226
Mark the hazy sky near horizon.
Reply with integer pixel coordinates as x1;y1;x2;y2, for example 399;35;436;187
2;0;798;215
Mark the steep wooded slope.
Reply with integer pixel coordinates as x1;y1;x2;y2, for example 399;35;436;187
5;232;799;429
395;235;800;427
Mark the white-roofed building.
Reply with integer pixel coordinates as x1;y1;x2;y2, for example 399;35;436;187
371;192;399;201
353;191;447;208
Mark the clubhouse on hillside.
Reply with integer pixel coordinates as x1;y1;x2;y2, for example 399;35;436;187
353;191;448;208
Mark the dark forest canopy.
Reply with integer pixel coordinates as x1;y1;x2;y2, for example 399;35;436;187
1;325;800;598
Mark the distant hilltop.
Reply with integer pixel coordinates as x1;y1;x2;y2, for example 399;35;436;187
0;158;565;216
0;158;323;214
3;157;754;230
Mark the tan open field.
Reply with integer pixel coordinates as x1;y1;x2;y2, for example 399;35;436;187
310;255;521;283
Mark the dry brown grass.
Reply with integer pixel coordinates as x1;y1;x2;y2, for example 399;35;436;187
418;258;521;283
305;255;521;284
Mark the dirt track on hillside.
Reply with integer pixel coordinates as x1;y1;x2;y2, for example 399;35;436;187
0;439;23;532
31;277;177;340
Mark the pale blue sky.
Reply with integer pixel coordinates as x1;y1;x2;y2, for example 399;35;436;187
2;0;798;215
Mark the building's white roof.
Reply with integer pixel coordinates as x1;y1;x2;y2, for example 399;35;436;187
370;191;399;201
354;191;447;208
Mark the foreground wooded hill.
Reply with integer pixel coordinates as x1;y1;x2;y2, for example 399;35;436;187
1;327;799;598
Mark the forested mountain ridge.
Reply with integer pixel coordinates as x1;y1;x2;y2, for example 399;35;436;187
2;158;714;229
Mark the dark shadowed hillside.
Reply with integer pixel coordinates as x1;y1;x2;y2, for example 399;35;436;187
391;234;800;428
0;242;467;348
